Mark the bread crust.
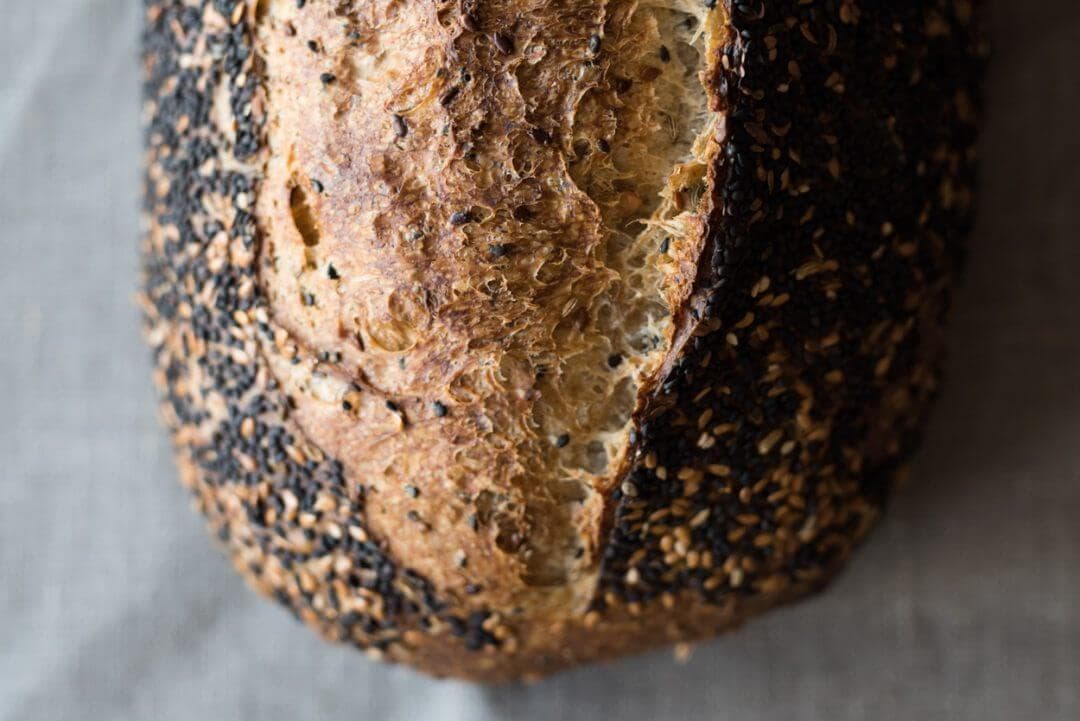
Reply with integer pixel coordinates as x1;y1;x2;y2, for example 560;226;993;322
142;0;983;681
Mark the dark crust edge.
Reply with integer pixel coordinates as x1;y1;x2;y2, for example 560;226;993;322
594;0;983;615
141;0;503;668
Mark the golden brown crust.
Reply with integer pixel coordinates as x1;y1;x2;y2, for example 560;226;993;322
253;0;730;620
143;0;983;681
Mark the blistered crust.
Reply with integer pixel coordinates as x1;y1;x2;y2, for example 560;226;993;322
143;0;983;682
253;0;724;617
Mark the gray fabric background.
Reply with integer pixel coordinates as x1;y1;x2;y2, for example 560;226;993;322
1;2;1077;720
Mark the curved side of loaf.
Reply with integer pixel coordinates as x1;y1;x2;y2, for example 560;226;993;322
142;0;982;681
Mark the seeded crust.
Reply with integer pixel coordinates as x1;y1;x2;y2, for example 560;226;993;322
142;0;983;682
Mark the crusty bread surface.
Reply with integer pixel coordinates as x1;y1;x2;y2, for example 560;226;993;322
143;0;983;681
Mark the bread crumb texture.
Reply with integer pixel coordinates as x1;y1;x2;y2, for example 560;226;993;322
142;0;983;681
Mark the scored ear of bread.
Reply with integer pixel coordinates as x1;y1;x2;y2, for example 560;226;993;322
144;0;983;681
255;0;722;619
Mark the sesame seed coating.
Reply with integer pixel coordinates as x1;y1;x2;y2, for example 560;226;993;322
141;0;499;666
142;0;983;682
595;0;984;614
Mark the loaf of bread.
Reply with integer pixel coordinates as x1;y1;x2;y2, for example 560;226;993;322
142;0;983;681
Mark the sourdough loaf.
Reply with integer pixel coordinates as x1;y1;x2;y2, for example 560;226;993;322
142;0;983;681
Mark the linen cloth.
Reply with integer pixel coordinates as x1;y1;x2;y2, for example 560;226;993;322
1;2;1077;719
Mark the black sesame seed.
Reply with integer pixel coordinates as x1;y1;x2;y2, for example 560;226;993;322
392;114;408;138
588;34;602;54
319;72;336;85
432;401;448;417
555;434;570;448
449;210;472;226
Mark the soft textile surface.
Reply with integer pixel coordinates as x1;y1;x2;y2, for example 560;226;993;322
1;2;1077;720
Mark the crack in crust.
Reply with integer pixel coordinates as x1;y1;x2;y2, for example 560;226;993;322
253;0;726;623
143;0;984;682
597;0;984;614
